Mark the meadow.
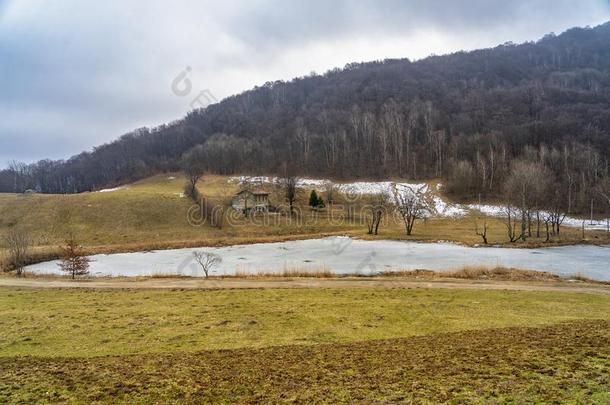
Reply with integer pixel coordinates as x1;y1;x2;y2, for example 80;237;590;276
0;286;608;402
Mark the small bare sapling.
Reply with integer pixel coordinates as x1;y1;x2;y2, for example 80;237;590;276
193;251;222;278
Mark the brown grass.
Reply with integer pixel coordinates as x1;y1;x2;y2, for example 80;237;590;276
233;265;334;278
381;266;567;282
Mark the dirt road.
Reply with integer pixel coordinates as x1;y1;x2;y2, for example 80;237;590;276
1;276;609;294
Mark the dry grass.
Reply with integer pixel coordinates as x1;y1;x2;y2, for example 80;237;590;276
381;266;608;285
382;266;566;282
225;265;585;282
233;265;334;278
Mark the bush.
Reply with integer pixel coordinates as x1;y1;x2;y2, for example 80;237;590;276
309;190;325;208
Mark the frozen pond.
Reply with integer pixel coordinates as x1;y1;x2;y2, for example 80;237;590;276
26;237;610;281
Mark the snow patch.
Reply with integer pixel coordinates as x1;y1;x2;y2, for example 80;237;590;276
558;216;609;231
433;196;467;217
467;204;610;231
296;178;328;188
229;176;273;185
466;204;506;217
98;187;125;193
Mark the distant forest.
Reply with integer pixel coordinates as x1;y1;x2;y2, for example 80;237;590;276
3;22;610;214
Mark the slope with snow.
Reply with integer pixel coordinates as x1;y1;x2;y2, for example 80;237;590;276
229;176;465;218
230;176;609;229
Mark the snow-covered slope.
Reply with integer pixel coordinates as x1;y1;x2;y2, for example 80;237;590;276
230;176;609;229
230;176;465;218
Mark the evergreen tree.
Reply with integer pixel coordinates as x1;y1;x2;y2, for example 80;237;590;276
309;190;319;208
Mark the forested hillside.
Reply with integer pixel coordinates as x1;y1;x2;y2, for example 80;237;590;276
2;22;610;213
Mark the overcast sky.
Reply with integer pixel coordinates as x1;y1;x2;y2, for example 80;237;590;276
1;0;610;167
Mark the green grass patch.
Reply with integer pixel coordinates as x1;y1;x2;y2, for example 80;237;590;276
1;287;608;358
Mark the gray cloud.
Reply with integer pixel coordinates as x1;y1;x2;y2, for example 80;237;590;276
1;0;609;167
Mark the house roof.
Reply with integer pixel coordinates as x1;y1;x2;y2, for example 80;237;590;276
236;188;269;196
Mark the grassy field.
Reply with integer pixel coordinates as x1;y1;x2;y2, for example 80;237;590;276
2;320;607;403
2;287;609;357
0;286;608;402
1;173;607;271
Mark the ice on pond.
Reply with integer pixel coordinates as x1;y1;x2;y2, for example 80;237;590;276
26;237;610;281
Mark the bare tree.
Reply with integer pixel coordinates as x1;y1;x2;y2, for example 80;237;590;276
547;189;568;236
541;211;553;242
503;204;523;243
504;161;544;241
474;218;489;245
7;161;31;193
324;181;336;205
431;129;445;177
294;117;311;169
3;229;31;277
280;176;298;216
180;145;206;199
393;188;426;236
193;251;222;278
365;193;389;235
528;166;551;238
597;178;610;236
381;99;407;175
58;235;90;279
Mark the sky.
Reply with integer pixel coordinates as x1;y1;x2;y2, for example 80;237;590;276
1;0;610;167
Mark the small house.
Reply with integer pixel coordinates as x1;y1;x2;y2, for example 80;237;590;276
232;189;270;213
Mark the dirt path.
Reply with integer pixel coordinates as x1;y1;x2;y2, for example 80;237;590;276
1;276;609;294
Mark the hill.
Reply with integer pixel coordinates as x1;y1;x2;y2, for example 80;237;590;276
2;23;610;213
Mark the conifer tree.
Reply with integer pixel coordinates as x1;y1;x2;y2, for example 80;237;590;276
309;190;319;208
